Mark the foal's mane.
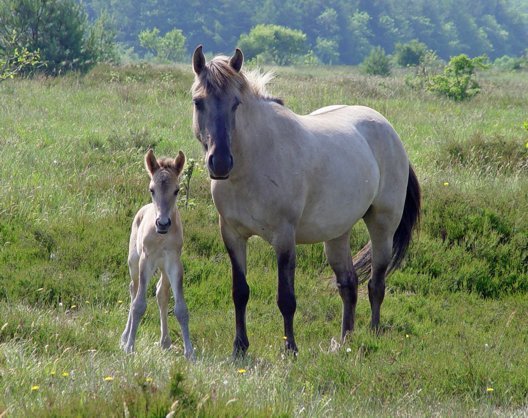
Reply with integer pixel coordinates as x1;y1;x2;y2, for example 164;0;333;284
192;55;283;105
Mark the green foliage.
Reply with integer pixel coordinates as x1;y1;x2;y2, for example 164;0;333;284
493;54;527;71
427;54;488;100
0;42;40;81
138;27;187;63
394;40;428;67
0;0;117;75
314;37;339;65
362;46;391;76
238;24;308;65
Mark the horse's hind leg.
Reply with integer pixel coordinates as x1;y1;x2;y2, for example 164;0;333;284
363;210;396;331
156;273;172;349
324;232;358;341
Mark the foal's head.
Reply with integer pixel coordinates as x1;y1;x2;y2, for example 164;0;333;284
144;149;185;234
191;45;245;180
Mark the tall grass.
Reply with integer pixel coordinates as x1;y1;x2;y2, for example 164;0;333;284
0;64;527;416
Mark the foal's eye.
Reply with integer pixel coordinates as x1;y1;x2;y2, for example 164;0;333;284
149;188;154;195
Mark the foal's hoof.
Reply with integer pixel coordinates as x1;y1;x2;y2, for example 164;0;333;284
159;337;172;350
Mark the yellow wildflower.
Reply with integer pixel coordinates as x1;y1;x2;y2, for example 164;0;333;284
443;182;449;186
31;385;40;391
237;369;247;374
487;387;494;393
62;372;69;377
104;376;114;382
145;377;153;383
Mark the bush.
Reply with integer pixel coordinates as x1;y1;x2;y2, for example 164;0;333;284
394;39;428;67
362;46;391;76
427;54;488;101
493;55;526;71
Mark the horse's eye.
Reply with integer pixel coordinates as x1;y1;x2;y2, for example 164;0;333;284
193;98;205;111
149;188;154;195
174;189;179;196
232;99;241;111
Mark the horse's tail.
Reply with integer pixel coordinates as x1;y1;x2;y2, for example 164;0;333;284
354;164;421;283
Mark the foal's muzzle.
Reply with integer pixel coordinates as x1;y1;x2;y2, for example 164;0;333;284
207;153;233;180
155;218;171;234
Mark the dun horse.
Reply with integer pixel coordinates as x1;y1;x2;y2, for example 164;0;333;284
121;149;193;358
191;46;420;356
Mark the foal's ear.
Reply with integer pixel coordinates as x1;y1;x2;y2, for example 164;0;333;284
145;149;159;177
192;45;206;75
173;150;186;176
230;48;243;72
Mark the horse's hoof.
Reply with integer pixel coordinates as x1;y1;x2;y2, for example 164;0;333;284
159;338;172;350
184;348;195;361
232;336;249;358
284;340;298;356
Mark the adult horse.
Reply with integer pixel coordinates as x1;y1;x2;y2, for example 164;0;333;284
191;46;420;356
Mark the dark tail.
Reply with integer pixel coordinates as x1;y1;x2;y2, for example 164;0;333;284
354;164;421;283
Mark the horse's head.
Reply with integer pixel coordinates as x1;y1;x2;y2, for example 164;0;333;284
144;149;185;234
191;45;245;180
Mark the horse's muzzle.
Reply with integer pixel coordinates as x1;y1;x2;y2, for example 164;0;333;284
207;153;233;180
155;218;171;234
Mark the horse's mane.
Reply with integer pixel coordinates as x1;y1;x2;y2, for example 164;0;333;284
192;55;283;105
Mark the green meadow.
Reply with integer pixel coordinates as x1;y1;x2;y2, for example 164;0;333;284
0;64;527;416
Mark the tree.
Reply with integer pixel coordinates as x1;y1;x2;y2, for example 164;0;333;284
238;24;308;65
0;0;116;75
362;46;391;76
394;40;428;67
138;28;186;62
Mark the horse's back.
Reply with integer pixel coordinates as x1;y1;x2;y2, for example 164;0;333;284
293;105;409;243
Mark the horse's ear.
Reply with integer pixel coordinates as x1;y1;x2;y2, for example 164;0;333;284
174;150;186;176
230;48;243;72
145;149;159;177
192;45;206;75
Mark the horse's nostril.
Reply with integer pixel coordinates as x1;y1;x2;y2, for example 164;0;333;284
156;218;171;229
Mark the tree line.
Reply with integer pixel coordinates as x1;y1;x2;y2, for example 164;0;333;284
1;0;527;78
83;0;527;63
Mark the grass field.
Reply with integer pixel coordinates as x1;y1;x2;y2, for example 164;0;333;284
0;63;527;417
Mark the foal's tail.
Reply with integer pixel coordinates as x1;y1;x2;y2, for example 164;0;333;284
353;164;421;283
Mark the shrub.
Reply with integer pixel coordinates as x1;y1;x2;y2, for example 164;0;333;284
394;39;428;67
427;54;488;101
362;46;391;76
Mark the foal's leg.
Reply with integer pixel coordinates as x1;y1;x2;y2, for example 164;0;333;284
121;254;140;348
124;255;154;353
156;273;172;349
166;259;193;359
221;219;249;357
364;212;395;331
324;232;358;341
274;229;298;353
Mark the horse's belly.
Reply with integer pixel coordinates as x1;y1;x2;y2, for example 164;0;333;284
295;200;370;244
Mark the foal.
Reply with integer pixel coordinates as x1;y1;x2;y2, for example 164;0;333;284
121;149;193;358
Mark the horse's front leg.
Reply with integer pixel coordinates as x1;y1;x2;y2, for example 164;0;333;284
221;219;249;357
123;255;153;353
274;231;298;354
